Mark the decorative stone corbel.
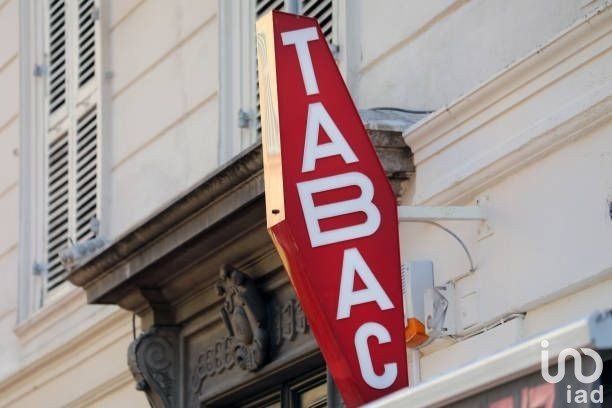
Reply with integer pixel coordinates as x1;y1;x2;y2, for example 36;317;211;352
128;326;180;408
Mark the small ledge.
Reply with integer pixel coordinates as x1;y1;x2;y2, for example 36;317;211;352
14;286;85;343
360;108;430;132
68;118;418;308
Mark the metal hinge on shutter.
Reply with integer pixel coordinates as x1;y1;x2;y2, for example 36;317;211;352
238;109;251;129
34;64;48;77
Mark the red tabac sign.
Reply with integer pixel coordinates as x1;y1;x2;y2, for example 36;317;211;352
256;12;408;406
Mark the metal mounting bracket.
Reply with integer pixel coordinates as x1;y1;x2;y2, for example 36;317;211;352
397;206;486;222
397;205;488;275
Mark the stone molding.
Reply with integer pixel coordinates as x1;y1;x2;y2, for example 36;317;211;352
68;122;416;308
402;4;612;206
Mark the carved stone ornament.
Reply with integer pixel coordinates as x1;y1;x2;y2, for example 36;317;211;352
190;296;309;399
273;298;309;347
128;326;180;408
216;265;268;371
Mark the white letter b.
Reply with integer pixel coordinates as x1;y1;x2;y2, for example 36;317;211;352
297;172;381;247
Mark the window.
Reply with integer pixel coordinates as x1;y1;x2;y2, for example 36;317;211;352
219;0;338;162
241;369;331;408
253;0;335;135
44;0;101;297
19;0;105;316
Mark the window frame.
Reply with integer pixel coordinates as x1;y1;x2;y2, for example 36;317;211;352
241;368;330;408
218;0;345;163
17;0;109;320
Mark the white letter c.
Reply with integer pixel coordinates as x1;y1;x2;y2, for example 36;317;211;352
354;322;398;390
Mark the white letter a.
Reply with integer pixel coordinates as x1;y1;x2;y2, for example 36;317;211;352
337;248;394;319
302;102;358;172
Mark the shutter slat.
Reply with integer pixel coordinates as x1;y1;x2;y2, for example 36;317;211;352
50;0;63;15
47;183;68;206
75;107;98;243
78;0;96;87
76;148;96;173
47;222;68;238
48;0;66;114
48;146;68;170
76;197;96;222
76;111;96;135
49;61;66;83
76;166;96;191
77;134;96;154
49;77;66;96
79;36;95;58
77;205;96;230
47;273;67;291
46;132;69;294
49;29;65;48
256;0;284;16
77;137;96;157
48;263;65;279
48;229;68;246
300;0;333;42
77;183;98;214
47;234;68;255
77;207;97;241
48;269;65;283
47;206;68;230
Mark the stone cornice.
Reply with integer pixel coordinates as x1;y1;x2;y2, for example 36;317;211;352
402;3;612;205
68;118;419;312
68;142;265;290
404;4;612;155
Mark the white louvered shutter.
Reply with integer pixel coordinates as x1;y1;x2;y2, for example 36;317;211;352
45;0;71;294
46;133;70;291
256;0;285;17
48;0;67;115
254;0;286;136
77;0;96;87
75;107;98;242
299;0;333;44
73;0;99;245
44;0;101;297
251;0;335;137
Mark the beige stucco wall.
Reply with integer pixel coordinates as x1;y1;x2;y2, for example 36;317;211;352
0;0;609;406
107;0;219;238
0;0;22;386
398;4;612;382
0;0;218;406
348;0;588;109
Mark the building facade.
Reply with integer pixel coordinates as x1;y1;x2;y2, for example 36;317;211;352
0;0;611;407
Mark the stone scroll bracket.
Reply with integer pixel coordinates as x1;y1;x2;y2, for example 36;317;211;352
128;325;180;408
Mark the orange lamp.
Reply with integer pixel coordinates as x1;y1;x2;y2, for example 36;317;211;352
405;318;429;348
